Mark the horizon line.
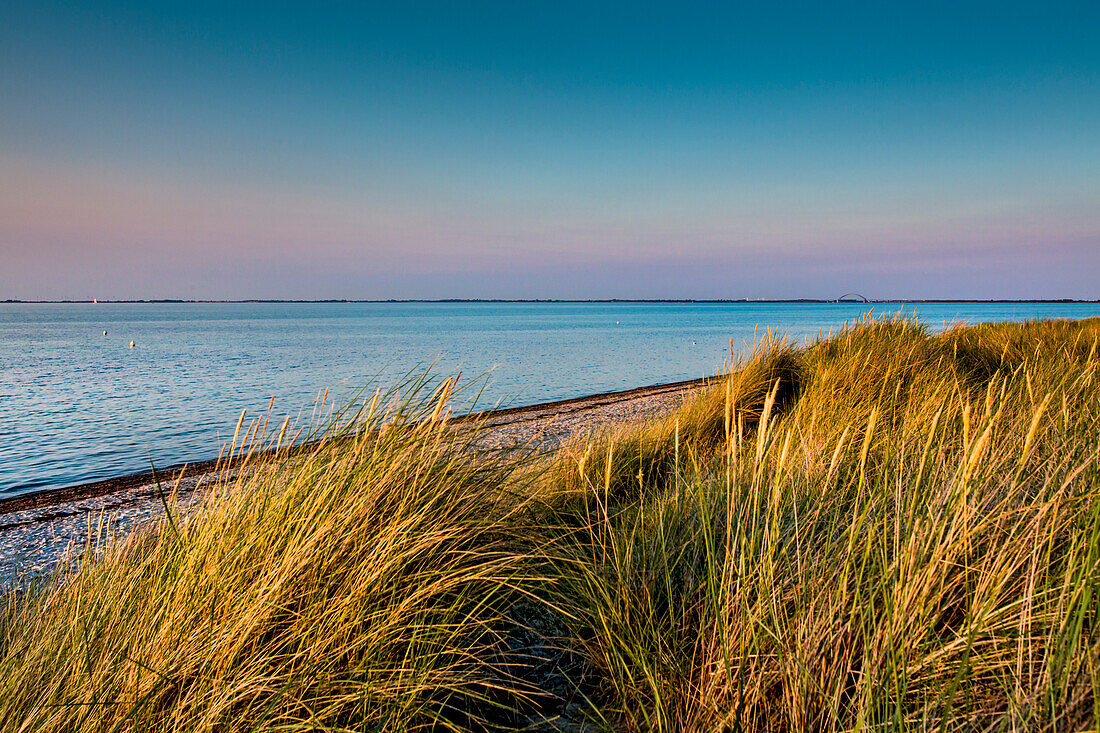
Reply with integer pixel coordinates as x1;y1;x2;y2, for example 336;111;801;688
4;298;1100;305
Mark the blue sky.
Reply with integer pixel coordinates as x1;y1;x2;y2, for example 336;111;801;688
1;1;1098;299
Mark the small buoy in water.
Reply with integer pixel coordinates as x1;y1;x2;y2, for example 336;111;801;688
129;340;135;348
103;330;107;336
616;321;620;324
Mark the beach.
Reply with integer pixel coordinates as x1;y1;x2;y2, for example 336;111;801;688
2;316;1098;729
0;376;705;578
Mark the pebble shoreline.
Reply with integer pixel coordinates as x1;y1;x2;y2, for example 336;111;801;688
0;382;702;580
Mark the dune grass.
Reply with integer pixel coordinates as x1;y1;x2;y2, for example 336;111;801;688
0;379;547;732
1;316;1099;731
549;316;1100;730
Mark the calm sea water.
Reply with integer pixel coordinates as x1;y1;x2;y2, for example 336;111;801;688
2;301;1099;497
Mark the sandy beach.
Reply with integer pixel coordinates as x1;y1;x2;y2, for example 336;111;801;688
0;377;707;578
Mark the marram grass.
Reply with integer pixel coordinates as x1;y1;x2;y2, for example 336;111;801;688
0;378;547;732
2;316;1099;731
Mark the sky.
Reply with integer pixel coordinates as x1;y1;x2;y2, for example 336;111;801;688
1;1;1098;300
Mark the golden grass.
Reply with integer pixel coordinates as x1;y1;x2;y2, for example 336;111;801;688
550;316;1100;731
0;380;545;731
2;316;1099;731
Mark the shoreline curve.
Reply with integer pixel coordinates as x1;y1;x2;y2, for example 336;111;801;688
0;375;714;518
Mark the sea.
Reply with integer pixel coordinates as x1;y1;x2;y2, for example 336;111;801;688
2;301;1099;497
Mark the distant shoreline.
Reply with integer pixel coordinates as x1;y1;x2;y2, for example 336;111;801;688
5;298;1100;305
